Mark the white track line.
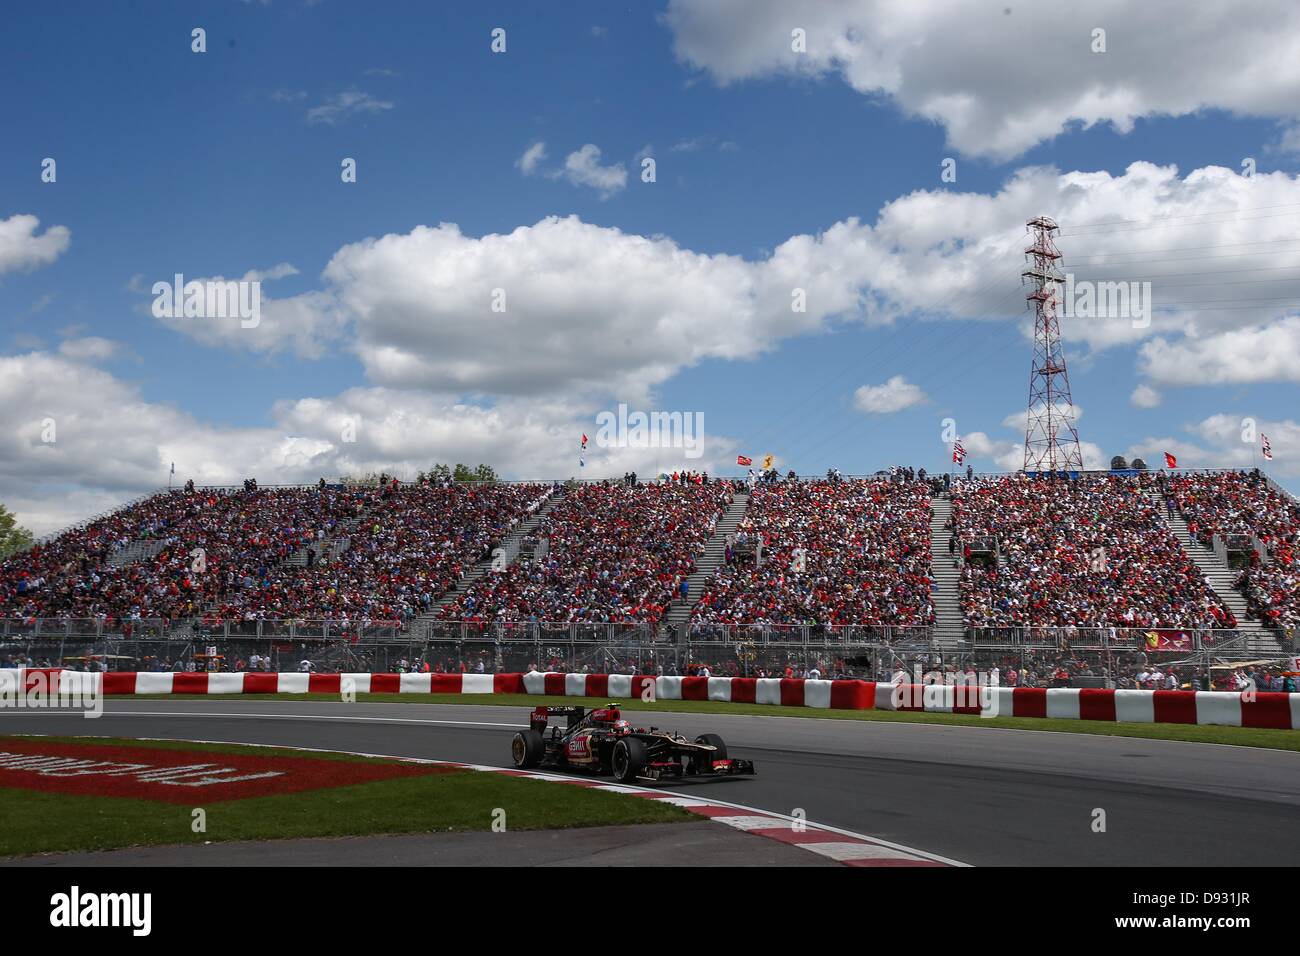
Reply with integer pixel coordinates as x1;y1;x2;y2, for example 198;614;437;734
3;710;519;729
65;702;1300;756
9;729;969;867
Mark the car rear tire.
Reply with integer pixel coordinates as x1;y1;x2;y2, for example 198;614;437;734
512;729;544;769
690;733;727;774
611;737;646;783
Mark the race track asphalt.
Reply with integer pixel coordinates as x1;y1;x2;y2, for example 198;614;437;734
3;699;1298;866
6;822;836;868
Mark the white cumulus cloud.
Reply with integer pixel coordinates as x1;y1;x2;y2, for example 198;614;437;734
853;375;927;413
516;141;548;175
553;144;627;198
1130;384;1162;408
664;0;1300;160
0;214;70;274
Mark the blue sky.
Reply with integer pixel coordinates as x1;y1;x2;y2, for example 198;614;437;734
4;0;1300;534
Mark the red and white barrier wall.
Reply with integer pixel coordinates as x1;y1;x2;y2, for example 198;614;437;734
3;669;1298;730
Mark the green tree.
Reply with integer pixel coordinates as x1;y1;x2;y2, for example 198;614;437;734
473;463;498;483
0;503;34;559
452;463;475;482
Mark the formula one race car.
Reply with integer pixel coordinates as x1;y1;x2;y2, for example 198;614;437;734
510;704;756;783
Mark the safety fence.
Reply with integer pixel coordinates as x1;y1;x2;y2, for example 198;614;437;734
0;617;410;642
0;617;940;647
11;618;1286;653
2;636;1286;691
964;626;1289;653
6;668;1296;730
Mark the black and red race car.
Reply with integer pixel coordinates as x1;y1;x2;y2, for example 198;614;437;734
510;704;756;783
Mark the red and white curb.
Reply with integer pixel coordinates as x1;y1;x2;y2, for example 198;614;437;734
471;763;965;867
13;733;964;868
12;667;1296;731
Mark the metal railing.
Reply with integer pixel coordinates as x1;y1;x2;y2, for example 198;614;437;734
0;617;406;642
965;625;1245;651
6;616;1282;653
682;622;934;646
3;637;1281;687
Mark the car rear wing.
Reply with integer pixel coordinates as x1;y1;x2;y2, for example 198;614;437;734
529;705;587;732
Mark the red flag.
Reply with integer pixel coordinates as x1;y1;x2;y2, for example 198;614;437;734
1164;452;1178;469
736;455;753;467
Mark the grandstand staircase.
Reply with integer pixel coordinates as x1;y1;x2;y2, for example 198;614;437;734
664;490;750;637
162;509;371;642
107;537;172;567
405;487;566;637
284;514;365;568
1146;490;1283;657
929;495;965;650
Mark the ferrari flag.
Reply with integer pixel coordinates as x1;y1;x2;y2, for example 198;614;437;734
1164;451;1178;469
736;455;753;467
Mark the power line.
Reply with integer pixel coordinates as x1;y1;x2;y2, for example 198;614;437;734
740;220;1300;469
737;241;1026;456
779;288;1031;466
1064;236;1300;257
1060;209;1300;237
754;237;1300;460
1066;248;1300;267
1060;203;1300;234
761;278;1025;460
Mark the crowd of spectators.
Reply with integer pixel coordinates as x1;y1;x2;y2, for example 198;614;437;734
1;491;206;612
441;479;732;624
951;473;1234;631
1;486;367;624
9;465;1297;646
689;478;934;629
1160;470;1300;630
204;481;552;627
1243;561;1300;630
1163;470;1299;551
0;480;555;630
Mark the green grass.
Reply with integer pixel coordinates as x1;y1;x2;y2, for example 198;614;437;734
0;736;691;857
119;691;1300;752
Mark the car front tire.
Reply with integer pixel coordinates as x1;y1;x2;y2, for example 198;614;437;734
610;737;646;783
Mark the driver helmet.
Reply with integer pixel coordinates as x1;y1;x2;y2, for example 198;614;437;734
613;719;632;735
